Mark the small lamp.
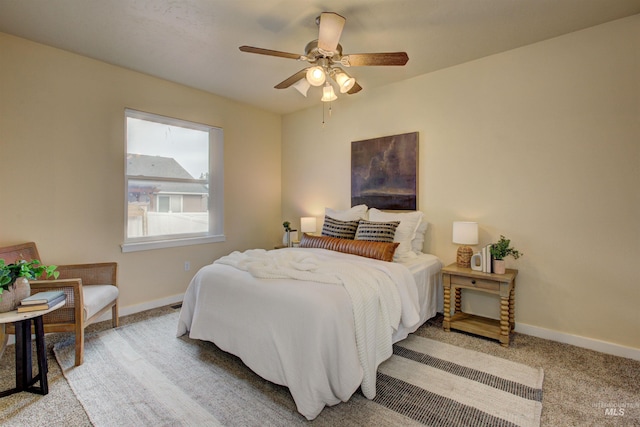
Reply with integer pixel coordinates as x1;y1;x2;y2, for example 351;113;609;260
452;221;478;268
301;217;317;235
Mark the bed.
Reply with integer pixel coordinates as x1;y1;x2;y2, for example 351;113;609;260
177;209;442;420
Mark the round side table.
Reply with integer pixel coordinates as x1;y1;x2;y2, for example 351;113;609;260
0;299;65;397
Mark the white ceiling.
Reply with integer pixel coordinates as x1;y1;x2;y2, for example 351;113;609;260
1;1;639;115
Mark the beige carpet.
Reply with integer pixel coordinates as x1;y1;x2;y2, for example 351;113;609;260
51;310;542;426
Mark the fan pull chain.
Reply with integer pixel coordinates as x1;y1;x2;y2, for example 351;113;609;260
321;101;333;126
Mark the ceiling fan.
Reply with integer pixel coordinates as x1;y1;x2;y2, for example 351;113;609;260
239;12;409;100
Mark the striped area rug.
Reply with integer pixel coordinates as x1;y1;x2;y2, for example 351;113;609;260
375;335;543;427
53;310;543;426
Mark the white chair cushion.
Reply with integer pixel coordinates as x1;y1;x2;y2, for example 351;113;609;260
82;284;119;321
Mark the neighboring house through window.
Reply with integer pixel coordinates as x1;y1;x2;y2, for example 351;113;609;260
122;109;224;252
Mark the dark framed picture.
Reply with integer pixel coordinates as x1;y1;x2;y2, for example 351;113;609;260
351;132;418;210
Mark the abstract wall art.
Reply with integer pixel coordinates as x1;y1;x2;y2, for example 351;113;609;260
351;132;418;210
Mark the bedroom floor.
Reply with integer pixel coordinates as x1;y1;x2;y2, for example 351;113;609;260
1;305;638;426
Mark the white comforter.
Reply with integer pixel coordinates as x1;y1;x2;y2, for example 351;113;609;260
177;247;421;420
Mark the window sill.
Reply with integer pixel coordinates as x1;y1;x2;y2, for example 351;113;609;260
121;235;225;253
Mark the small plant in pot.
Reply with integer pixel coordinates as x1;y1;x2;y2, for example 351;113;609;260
0;259;59;311
489;235;523;274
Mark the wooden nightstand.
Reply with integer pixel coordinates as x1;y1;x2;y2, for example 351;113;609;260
441;263;518;347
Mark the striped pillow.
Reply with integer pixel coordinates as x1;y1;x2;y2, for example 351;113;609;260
355;220;400;243
321;216;360;240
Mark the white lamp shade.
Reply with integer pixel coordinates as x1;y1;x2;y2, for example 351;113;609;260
334;70;355;93
321;83;337;102
292;78;310;97
306;66;326;86
452;221;479;245
301;217;317;233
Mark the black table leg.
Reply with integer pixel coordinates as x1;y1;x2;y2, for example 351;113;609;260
0;316;49;398
33;316;48;394
15;319;32;391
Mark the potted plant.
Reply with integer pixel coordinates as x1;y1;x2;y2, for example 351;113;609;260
489;235;523;274
0;259;59;312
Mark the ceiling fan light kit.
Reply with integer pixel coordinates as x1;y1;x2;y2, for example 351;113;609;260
321;82;338;102
239;11;409;109
292;78;311;97
306;65;326;86
332;68;355;93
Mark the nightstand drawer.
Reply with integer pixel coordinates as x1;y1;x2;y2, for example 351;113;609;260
450;275;498;291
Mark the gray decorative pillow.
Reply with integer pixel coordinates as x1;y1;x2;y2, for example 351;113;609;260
355;220;400;243
321;216;360;240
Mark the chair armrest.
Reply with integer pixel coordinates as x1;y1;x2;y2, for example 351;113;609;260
30;278;83;308
30;278;82;290
56;262;118;287
29;278;84;327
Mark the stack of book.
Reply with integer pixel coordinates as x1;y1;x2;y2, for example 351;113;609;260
18;290;66;312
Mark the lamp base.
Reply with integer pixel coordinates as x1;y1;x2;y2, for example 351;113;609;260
456;246;473;268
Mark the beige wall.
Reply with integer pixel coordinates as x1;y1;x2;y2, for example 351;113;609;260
282;16;639;350
0;33;282;310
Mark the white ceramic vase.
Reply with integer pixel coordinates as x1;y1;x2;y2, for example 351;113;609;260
0;288;15;313
0;277;30;312
282;230;298;247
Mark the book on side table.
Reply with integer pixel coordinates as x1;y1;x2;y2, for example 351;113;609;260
18;290;66;312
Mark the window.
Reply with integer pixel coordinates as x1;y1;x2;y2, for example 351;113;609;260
122;109;224;252
157;195;183;213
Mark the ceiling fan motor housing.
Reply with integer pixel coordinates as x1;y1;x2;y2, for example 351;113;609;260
304;40;343;62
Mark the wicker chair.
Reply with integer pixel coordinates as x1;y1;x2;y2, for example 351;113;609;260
0;242;119;366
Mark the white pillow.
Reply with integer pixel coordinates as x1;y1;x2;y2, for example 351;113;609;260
324;204;368;221
367;208;422;260
411;218;429;254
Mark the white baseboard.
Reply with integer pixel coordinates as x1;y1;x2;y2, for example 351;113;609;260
515;322;640;361
95;292;185;322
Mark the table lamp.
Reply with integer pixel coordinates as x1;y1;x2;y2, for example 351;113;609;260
453;221;478;268
301;217;317;235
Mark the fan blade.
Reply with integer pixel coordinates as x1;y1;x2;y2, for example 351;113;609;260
347;82;362;94
239;46;302;60
317;12;346;52
274;69;308;89
342;52;409;66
